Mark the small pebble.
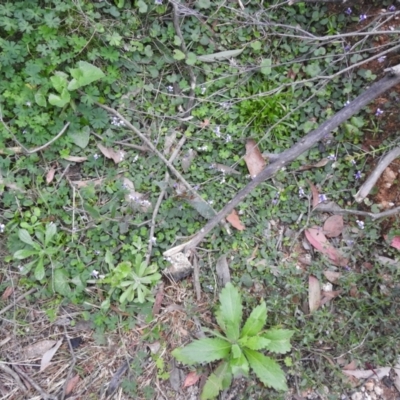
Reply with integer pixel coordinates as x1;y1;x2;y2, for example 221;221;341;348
365;381;375;391
351;392;363;400
374;386;383;396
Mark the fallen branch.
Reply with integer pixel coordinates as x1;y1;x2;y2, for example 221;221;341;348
354;146;400;203
314;202;400;220
0;287;37;316
173;68;400;253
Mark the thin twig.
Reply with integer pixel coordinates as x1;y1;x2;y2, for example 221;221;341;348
60;327;76;400
314;204;400;220
0;288;37;316
0;363;28;394
11;361;56;400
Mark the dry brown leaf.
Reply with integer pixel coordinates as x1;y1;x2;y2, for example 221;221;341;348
181;149;197;173
46;167;56;184
323;270;342;283
24;340;56;359
320;290;342;306
343;367;390;380
298;158;329;171
323;215;344;238
62;155;88;162
307;180;320;208
226;209;245;231
309;275;321;313
152;283;164;316
244;139;266;178
1;286;14;300
343;360;358;371
65;375;80;395
97;143;125;164
40;339;63;372
305;226;348;267
71;178;104;188
183;371;201;387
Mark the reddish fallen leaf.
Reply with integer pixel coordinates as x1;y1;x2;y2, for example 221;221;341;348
65;374;80;395
46;167;56;184
97;143;125;164
343;360;358;371
309;275;321;313
320;290;342;306
385;235;400;250
305;226;348;267
298;158;329;171
244;139;266;178
1;286;14;300
226;209;245;231
307;180;320;208
200;119;210;128
152;283;164;316
183;371;201;387
323;215;344;238
349;284;359;298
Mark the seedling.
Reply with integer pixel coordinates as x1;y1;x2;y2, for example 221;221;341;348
172;283;294;399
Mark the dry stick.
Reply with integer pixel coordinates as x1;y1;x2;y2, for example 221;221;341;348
0;287;37;316
11;361;56;400
314;204;400;220
60;327;76;400
0;121;70;154
180;70;400;252
0;363;28;393
354;146;400;203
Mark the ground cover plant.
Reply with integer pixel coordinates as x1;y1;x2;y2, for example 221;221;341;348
1;0;400;399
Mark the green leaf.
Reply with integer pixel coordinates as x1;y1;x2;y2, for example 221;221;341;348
197;0;211;9
201;361;232;400
34;257;45;281
218;283;242;341
48;89;70;107
186;52;197;66
243;348;288;391
173;49;186;61
240;300;267;337
197;49;244;63
137;0;148;13
68;126;90;149
50;72;68;93
105;250;114;267
18;229;36;247
251;41;262;51
242;336;271;351
260;58;272;75
229;352;249;377
35;90;47;107
67;61;105;91
262;329;294;354
172;338;231;365
45;223;57;246
54;269;70;296
231;344;242;359
13;249;38;259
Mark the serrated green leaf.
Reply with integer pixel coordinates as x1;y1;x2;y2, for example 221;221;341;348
197;49;244;63
54;269;70;296
229;351;249;377
243;348;288;391
172;338;231;365
34;257;45;281
50;72;68;93
201;361;231;400
240;300;267;337
218;283;242;340
173;49;186;61
68;126;90;149
45;223;57;246
243;336;271;351
48;89;70;107
13;249;38;259
18;229;35;246
231;344;242;359
262;329;294;354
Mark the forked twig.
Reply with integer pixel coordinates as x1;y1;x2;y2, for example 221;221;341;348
0;288;37;316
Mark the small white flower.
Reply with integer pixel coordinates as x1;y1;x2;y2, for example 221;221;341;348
91;270;100;279
327;154;336;161
225;134;232;143
0;224;5;233
201;86;206;94
214;126;221;137
119;151;125;160
132;155;139;162
150;237;157;244
93;153;100;160
344;100;350;107
198;145;208;151
94;250;101;255
26;101;31;107
356;220;365;229
318;194;328;203
298;187;305;198
167;85;173;93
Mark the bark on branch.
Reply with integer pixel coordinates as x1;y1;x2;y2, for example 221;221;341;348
177;69;400;253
